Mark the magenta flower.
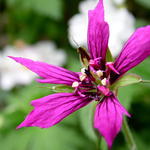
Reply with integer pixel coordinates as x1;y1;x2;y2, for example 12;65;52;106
9;0;150;149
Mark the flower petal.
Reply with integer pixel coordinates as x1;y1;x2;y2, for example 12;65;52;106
17;93;91;128
9;56;79;86
88;0;109;61
112;26;150;82
94;94;130;149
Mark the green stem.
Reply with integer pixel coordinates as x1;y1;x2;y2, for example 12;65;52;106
91;102;102;150
141;80;150;83
96;133;101;150
122;118;137;150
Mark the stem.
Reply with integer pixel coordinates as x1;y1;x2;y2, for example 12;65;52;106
91;102;101;150
141;80;150;83
96;132;101;150
122;118;137;150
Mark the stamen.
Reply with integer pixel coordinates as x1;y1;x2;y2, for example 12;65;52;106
72;81;79;87
79;74;86;81
106;62;120;74
96;70;103;77
89;57;102;69
101;78;107;86
97;85;110;96
81;68;86;75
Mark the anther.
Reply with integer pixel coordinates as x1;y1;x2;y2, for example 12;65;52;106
81;68;86;75
72;81;79;87
106;62;120;75
96;70;103;77
79;74;86;81
101;78;107;86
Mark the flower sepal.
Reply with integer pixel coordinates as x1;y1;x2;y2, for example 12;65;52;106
110;73;142;90
106;48;114;62
77;47;90;68
52;85;74;93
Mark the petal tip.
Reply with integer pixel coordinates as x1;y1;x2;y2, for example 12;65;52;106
16;123;25;129
8;56;15;59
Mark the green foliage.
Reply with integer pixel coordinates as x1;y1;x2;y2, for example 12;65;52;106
130;58;150;81
135;0;150;9
0;124;96;150
0;82;97;150
5;0;67;43
79;103;97;142
118;58;150;109
1;0;150;149
6;0;63;20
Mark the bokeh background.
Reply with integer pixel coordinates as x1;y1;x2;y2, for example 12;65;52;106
0;0;150;149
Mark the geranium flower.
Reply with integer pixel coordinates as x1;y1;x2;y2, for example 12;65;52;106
9;0;150;149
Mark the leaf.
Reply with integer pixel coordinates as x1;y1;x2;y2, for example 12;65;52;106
106;48;114;62
111;73;142;90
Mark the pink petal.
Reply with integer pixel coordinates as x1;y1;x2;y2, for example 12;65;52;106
94;94;130;149
9;56;79;86
113;26;150;79
88;0;109;61
17;93;91;128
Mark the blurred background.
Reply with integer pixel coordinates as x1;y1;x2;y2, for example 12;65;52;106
0;0;150;149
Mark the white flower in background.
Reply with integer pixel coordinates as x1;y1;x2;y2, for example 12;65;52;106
0;41;66;90
68;0;135;56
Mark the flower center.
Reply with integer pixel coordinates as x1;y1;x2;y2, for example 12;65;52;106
72;65;111;100
75;47;119;100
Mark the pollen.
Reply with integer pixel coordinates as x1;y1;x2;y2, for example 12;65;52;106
101;78;107;86
79;74;86;81
81;68;86;75
72;81;79;87
96;70;103;77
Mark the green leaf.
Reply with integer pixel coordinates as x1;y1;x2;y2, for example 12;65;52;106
106;48;114;62
111;73;142;90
